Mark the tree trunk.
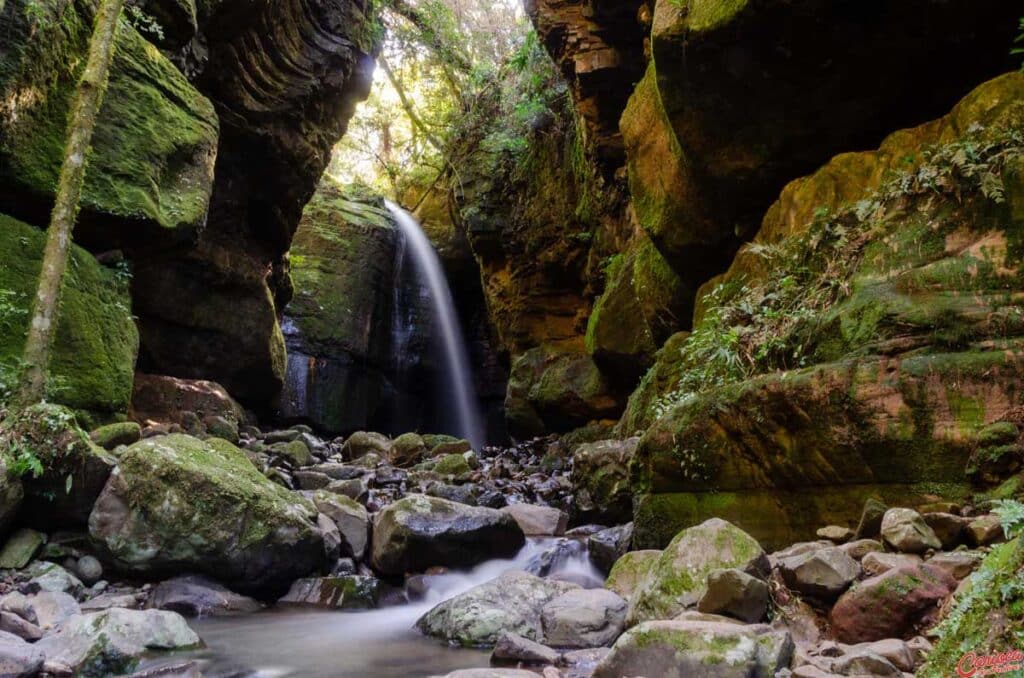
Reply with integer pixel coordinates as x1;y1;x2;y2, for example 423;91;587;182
16;0;126;407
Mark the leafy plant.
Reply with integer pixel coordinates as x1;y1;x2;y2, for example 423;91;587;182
993;499;1024;539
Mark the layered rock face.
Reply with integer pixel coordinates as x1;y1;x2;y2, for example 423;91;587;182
628;73;1024;548
0;0;380;414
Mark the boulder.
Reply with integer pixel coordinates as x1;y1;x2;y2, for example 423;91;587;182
492;631;560;666
628;519;767;625
880;509;942;553
431;454;476;484
501;504;568;536
271;439;313;467
837;539;883;561
777;547;860;599
0;529;43;570
0;612;41;642
571;439;638;524
861;551;922;577
966;514;1006;546
147;575;262;617
830;564;956;642
592;619;793;678
842;639;916;673
416;571;578;646
855;498;889;540
2;403;114;530
0;630;44;677
27;562;83;596
389;433;429;468
921;512;968;549
279;576;380;610
926;551;984;580
341;432;391;461
311;491;370;561
605;550;660;600
588;523;633;573
88;434;327;593
541;588;627;648
371;495;525;575
89;422;142;450
816;526;854;544
130;374;244;429
73;555;103;586
0;591;80;632
697;568;769;623
35;608;199;677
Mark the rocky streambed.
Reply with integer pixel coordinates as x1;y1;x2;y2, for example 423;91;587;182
0;403;1015;677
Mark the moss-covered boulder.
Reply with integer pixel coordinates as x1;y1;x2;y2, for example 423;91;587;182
88;434;327;593
0;0;218;247
572;438;638;524
505;347;623;438
605;550;661;601
0;215;138;425
627;519;767;626
919;536;1024;676
1;404;115;530
629;74;1024;549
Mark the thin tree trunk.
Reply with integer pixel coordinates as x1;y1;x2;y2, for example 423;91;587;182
380;55;446;154
17;0;125;407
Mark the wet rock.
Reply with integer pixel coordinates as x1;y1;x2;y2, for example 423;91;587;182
0;529;44;570
0;611;41;642
628;518;767;625
294;471;332;490
0;591;80;631
830;564;956;642
861;552;922;577
81;592;144;612
427;483;480;506
88;435;327;593
389;433;429;468
926;550;984;580
592;619;793;678
202;416;239;444
90;422;142;450
921;512;968;549
697;568;769;623
842;638;916;672
417;570;578;646
271;439;313;467
571;439;638;524
880;508;942;553
587;524;633;573
541;589;627;648
147;575;262;617
777;547;860;599
341;432;391;461
492;631;560;665
816;526;854;544
372;495;525;575
604;550;660;600
308;463;369;480
966;514;1005;546
326;477;370;501
279;576;380;610
36;608;200;677
501;504;568;536
27;561;84;595
560;647;609;677
0;629;44;677
312;492;370;561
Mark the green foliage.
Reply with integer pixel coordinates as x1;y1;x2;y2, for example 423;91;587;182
994;499;1024;538
1014;17;1024;70
651;125;1024;419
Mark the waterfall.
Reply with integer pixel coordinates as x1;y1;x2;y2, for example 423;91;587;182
385;201;485;450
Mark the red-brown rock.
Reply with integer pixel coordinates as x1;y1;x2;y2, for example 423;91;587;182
830;564;956;643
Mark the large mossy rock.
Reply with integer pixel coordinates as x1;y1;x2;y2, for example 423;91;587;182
0;0;218;247
629;73;1024;550
280;180;407;434
88;434;327;593
626;0;1018;284
919;536;1024;677
1;404;114;530
371;494;525;576
0;215;138;425
572;438;638;524
627;519;767;625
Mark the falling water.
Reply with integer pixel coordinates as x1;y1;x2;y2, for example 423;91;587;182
384;201;485;450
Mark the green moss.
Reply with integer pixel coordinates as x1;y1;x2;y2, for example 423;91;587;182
432;453;473;481
0;0;218;233
0;214;138;423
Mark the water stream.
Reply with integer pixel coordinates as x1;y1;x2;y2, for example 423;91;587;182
385;201;485;450
163;539;602;677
